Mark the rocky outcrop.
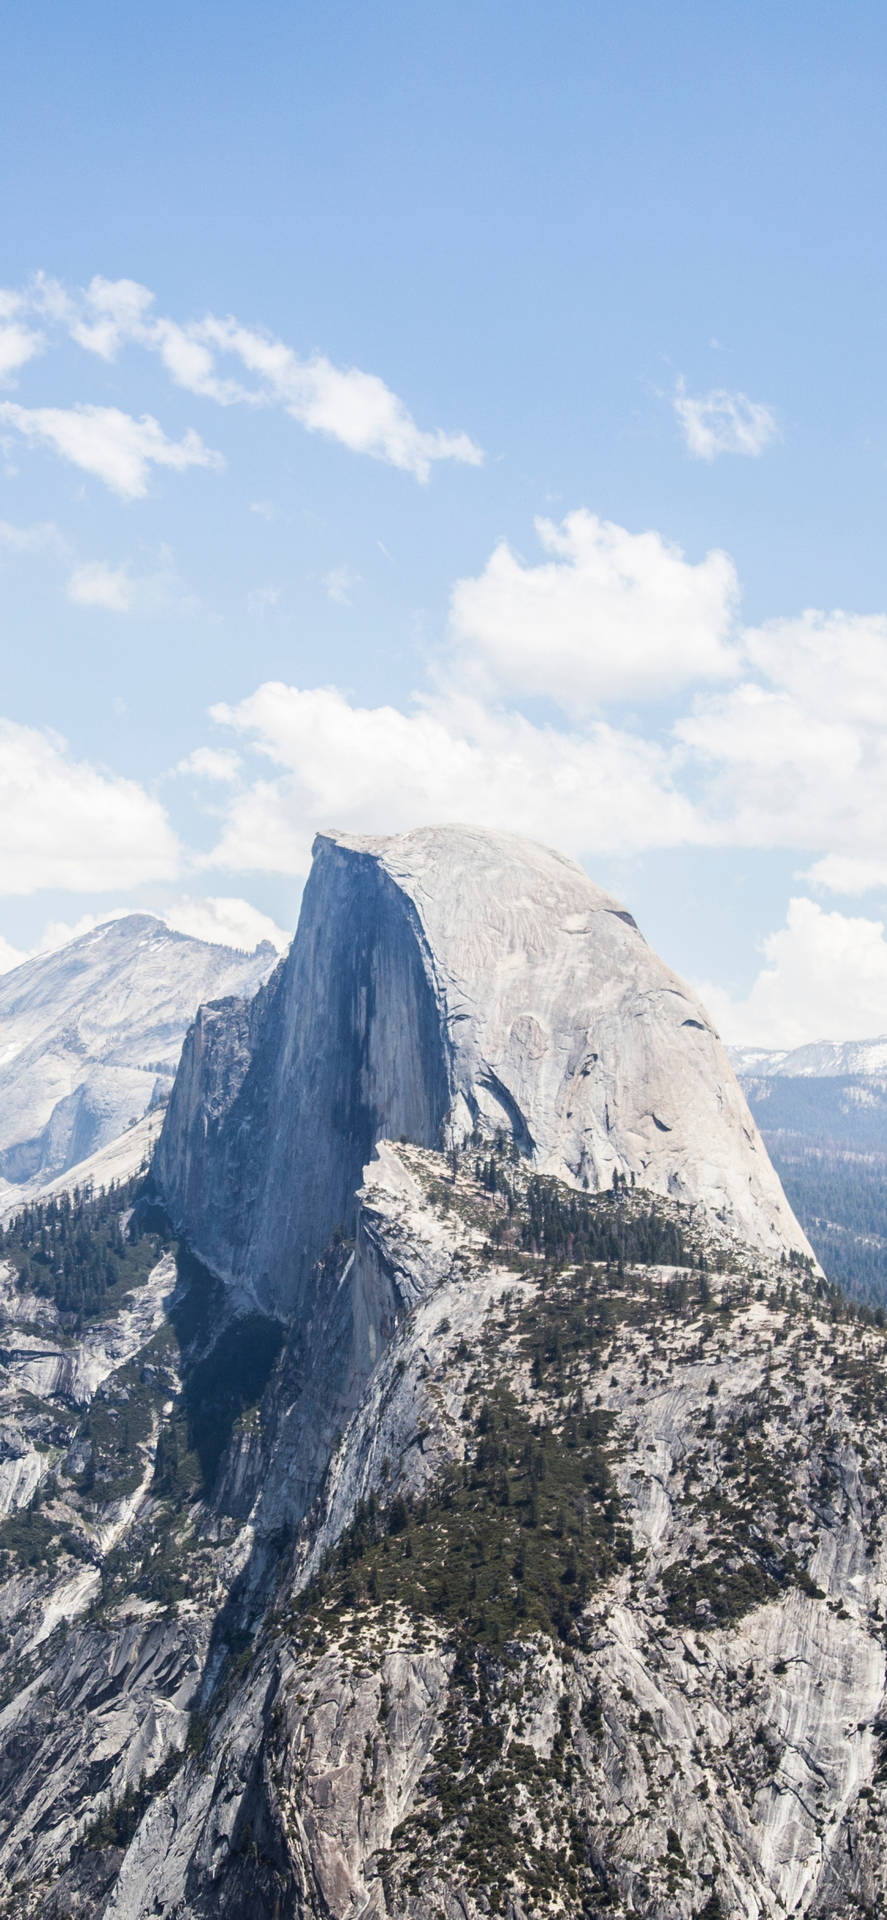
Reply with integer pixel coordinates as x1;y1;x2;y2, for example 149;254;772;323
156;826;811;1319
155;834;453;1314
2;1142;876;1920
1;826;857;1919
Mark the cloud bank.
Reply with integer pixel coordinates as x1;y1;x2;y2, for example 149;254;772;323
698;899;887;1047
450;510;739;703
207;680;700;877
0;719;179;894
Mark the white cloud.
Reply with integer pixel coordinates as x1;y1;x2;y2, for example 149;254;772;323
449;510;739;705
160;893;288;952
697;898;887;1046
206;680;702;877
189;518;887;909
72;276;159;357
324;564;357;605
65;549;198;616
674;379;779;460
0;719;180;893
0;322;44;383
176;746;242;782
192;314;483;479
67;560;134;611
0;401;222;499
677;610;887;864
0;521;193;617
0;933;29;976
22;273;483;482
172;523;887;956
247;584;280;617
743;608;887;726
806;854;887;896
0;519;67;557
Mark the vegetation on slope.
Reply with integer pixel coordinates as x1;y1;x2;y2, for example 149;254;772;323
5;1141;887;1918
742;1071;887;1306
0;1175;163;1321
0;1189;283;1600
766;1144;887;1308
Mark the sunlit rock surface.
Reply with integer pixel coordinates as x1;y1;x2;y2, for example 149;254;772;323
0;914;277;1214
6;827;871;1920
156;825;810;1318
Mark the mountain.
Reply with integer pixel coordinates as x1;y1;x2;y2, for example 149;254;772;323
5;825;887;1919
729;1038;887;1078
727;1039;887;1307
156;825;810;1319
0;914;279;1215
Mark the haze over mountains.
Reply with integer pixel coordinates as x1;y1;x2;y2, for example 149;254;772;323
730;1042;887;1310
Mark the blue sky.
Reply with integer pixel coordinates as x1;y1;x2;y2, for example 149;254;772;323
2;0;887;1044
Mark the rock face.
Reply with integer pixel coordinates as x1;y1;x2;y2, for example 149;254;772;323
3;1145;883;1920
156;825;810;1316
0;915;278;1214
0;822;883;1920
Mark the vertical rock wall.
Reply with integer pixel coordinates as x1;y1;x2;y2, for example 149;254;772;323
155;835;450;1314
155;824;812;1319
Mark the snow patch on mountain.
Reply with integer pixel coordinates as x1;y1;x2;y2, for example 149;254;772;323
730;1036;887;1078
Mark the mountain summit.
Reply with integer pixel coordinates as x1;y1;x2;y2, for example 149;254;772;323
0;914;278;1213
156;823;810;1313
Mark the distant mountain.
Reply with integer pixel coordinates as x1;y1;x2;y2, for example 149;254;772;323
729;1036;887;1077
730;1036;887;1306
0;914;279;1214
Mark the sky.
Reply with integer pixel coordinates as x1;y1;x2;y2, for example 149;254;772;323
2;0;887;1046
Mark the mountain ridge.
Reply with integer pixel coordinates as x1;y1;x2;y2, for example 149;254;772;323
729;1037;887;1078
0;913;279;1216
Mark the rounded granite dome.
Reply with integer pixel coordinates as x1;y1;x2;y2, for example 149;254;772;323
156;823;811;1314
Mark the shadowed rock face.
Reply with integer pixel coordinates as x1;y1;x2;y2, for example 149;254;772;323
155;824;811;1314
154;834;451;1313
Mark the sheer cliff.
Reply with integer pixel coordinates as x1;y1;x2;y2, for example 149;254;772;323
155;825;810;1318
0;1146;884;1920
4;824;870;1920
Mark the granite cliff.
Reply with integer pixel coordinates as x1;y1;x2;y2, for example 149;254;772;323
155;826;810;1318
3;824;879;1920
